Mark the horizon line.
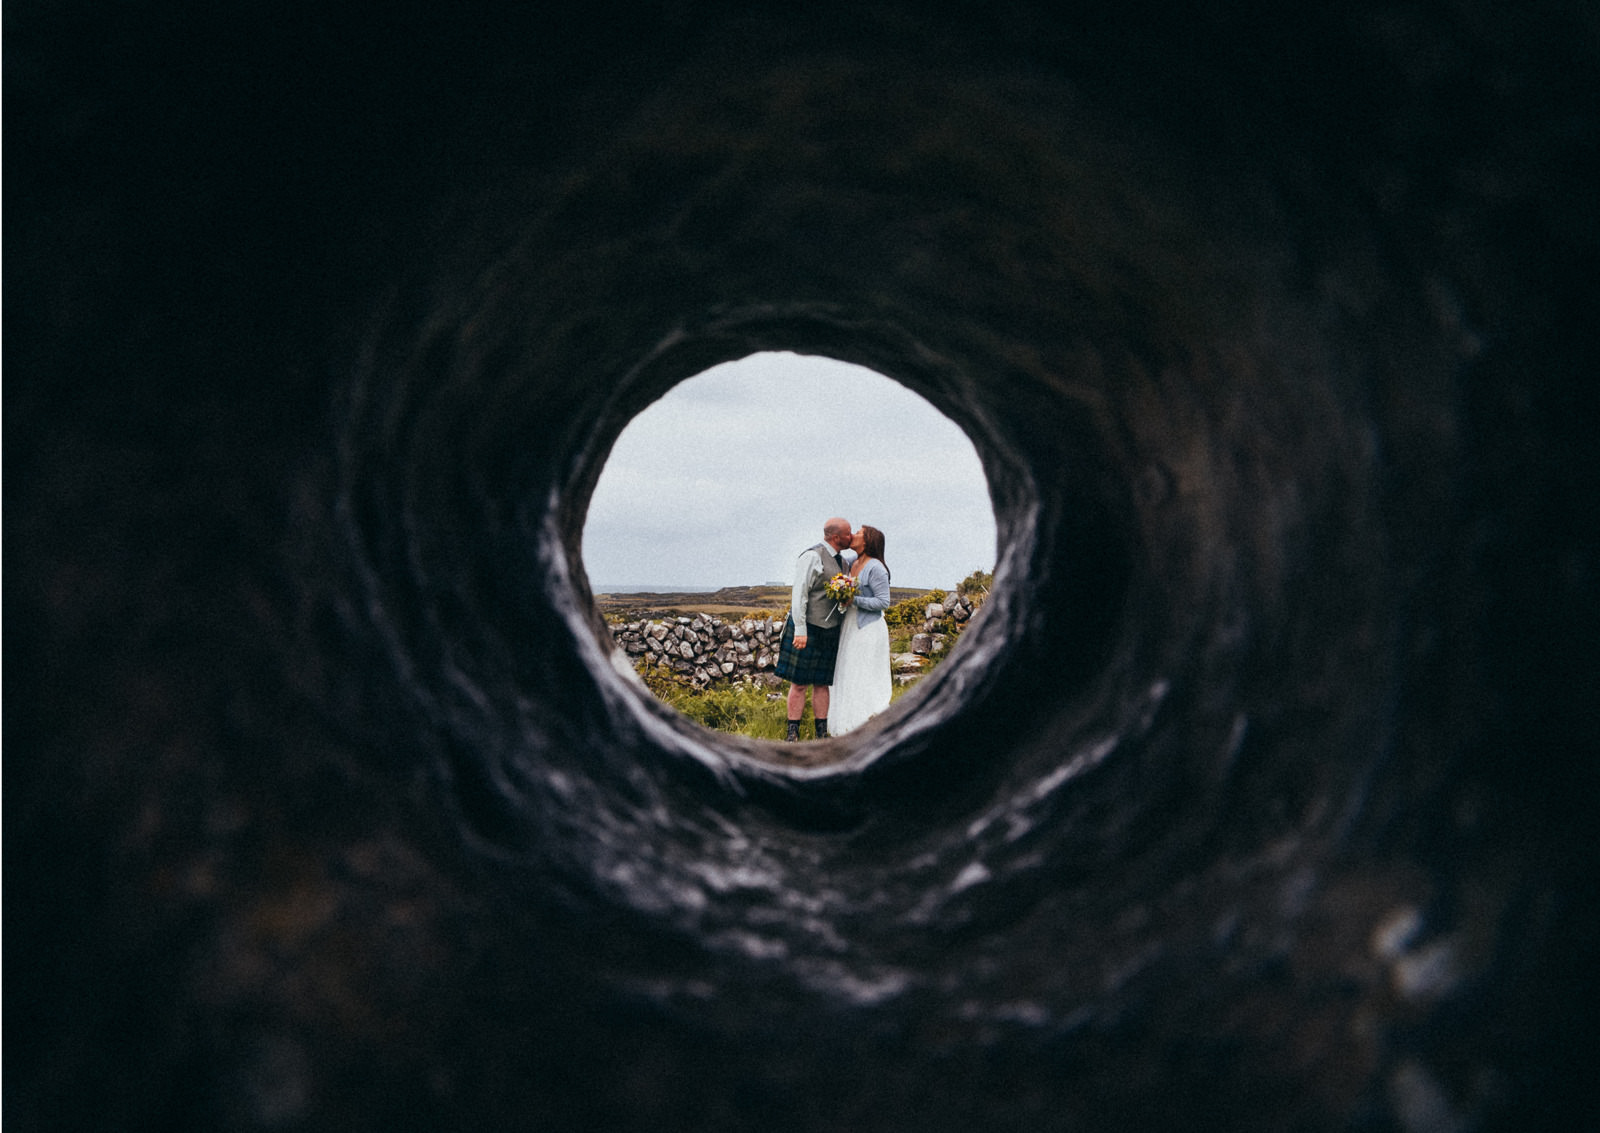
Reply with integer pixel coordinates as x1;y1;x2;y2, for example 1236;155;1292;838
592;581;957;594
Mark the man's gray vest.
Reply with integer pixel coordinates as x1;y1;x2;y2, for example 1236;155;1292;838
802;542;848;629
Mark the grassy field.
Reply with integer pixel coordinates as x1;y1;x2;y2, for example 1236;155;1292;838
637;664;925;741
598;575;986;741
594;585;936;621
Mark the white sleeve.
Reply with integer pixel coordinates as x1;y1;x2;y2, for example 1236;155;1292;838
790;549;820;631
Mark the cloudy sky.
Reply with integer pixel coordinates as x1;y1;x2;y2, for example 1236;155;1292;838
582;352;996;591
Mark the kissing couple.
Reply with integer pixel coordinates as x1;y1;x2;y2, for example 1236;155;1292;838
774;517;894;741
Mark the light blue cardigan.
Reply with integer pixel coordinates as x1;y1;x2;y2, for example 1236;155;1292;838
851;558;892;628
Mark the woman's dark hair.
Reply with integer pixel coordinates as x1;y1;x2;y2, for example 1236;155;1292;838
861;525;889;581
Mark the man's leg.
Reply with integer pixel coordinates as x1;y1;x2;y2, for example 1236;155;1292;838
786;683;807;742
812;685;830;738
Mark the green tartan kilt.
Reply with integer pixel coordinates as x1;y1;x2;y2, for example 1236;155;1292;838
773;615;842;686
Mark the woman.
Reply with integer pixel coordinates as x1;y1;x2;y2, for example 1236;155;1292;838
828;525;894;735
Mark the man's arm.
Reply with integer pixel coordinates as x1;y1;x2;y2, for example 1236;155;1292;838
790;548;821;648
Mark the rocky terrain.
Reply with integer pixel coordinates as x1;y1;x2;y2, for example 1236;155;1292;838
11;2;1595;1131
610;591;981;688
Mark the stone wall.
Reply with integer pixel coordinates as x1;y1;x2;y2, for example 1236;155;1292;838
610;591;984;687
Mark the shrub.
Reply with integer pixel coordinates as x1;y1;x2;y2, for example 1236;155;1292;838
676;684;796;739
631;658;800;739
636;657;691;698
956;569;992;598
885;593;935;631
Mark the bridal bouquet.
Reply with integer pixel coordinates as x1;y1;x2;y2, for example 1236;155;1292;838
824;572;859;613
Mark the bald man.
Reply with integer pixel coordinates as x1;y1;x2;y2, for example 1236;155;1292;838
773;517;854;741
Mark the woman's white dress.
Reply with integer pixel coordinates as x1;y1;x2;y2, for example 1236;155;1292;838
829;581;893;735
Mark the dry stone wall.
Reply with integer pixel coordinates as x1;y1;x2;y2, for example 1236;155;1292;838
614;614;786;687
611;591;984;688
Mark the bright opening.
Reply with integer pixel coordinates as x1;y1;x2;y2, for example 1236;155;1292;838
583;351;997;743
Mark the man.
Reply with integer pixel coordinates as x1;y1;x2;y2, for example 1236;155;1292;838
774;517;854;741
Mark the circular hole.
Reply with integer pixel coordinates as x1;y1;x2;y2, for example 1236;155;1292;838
581;350;998;759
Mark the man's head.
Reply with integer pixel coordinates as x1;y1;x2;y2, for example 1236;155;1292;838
823;517;853;551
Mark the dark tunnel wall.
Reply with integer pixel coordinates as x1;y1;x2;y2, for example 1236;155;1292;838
7;2;1599;1130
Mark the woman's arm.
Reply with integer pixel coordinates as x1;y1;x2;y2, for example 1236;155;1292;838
853;560;892;612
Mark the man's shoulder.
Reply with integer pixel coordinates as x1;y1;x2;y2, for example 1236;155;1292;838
793;545;823;577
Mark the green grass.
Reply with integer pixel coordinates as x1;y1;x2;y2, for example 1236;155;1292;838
625;583;983;739
646;678;809;740
636;660;925;739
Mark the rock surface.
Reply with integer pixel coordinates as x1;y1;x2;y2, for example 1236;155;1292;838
8;3;1597;1132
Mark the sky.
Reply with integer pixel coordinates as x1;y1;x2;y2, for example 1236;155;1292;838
582;352;997;591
